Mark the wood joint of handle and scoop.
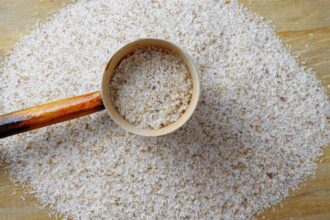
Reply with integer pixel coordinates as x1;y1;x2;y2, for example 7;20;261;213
0;92;104;139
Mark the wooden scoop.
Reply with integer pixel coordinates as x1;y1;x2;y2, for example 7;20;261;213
0;39;200;138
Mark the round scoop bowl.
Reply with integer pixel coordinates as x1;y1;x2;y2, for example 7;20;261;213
102;39;200;137
0;38;200;138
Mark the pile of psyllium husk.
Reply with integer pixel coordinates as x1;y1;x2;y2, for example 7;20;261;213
110;47;192;129
0;0;329;219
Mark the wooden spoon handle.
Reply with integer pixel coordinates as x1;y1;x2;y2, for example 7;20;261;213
0;91;104;139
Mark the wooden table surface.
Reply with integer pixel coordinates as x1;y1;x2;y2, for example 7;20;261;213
0;1;329;219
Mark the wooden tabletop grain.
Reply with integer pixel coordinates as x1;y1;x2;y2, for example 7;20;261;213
0;1;330;219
